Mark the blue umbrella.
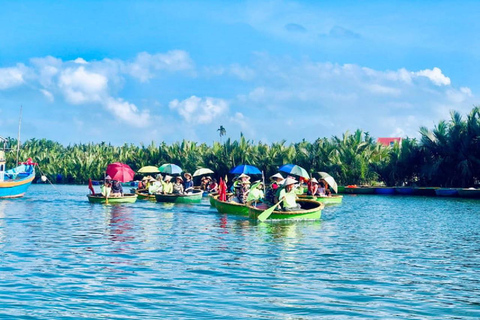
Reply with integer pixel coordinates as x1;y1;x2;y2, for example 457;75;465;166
279;164;309;178
229;164;262;175
158;163;183;175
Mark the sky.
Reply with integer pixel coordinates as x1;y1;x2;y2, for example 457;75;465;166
0;0;479;145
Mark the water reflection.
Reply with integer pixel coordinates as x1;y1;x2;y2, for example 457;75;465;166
0;201;6;247
104;205;135;243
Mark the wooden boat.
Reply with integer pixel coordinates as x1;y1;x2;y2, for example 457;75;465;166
413;187;438;196
343;186;375;194
298;194;343;205
395;187;415;195
135;189;156;201
248;199;325;221
155;189;203;203
337;186;345;193
435;188;458;197
213;195;249;215
208;192;218;207
374;187;395;195
457;188;480;198
87;193;138;204
0;162;35;199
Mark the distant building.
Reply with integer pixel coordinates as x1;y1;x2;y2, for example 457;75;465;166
377;137;402;147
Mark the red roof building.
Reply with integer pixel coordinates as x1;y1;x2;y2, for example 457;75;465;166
377;137;402;147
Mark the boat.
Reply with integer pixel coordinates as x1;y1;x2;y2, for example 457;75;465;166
248;199;325;221
87;193;138;204
413;187;438;196
213;195;249;215
374;187;395;195
298;194;343;205
155;189;203;203
343;185;375;194
208;192;218;207
395;187;415;195
135;189;156;201
435;188;458;197
457;188;480;198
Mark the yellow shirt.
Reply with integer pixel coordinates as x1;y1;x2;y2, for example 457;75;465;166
278;188;298;208
162;181;173;194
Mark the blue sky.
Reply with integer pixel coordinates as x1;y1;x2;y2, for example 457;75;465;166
0;0;478;145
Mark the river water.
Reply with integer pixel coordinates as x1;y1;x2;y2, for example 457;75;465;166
0;185;479;319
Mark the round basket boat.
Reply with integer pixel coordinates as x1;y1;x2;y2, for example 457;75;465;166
247;199;324;221
298;194;343;205
213;194;249;216
154;189;203;203
135;189;156;201
87;193;138;204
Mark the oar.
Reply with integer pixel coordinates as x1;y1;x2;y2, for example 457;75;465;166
257;198;283;222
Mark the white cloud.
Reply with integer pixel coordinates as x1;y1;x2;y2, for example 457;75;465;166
414;67;451;86
40;89;54;102
58;66;108;104
169;96;228;124
73;58;88;64
0;64;27;89
104;97;150;127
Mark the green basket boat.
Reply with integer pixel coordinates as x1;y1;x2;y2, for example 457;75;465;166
155;189;203;203
248;199;324;221
298;194;343;205
213;194;249;216
135;189;156;201
87;193;138;204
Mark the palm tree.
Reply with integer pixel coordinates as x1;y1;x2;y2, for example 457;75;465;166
217;125;226;143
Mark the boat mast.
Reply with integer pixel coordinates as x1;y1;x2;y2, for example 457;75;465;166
16;106;22;165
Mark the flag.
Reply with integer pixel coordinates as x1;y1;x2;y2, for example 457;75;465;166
219;177;227;201
88;178;95;194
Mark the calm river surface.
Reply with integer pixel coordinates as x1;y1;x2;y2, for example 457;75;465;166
0;185;479;319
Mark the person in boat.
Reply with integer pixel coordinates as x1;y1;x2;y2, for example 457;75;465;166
307;178;319;196
319;179;332;196
208;178;218;193
266;173;284;204
200;176;208;191
111;180;124;197
278;177;303;211
234;178;250;204
183;173;194;194
247;180;264;202
162;175;173;194
137;176;148;190
101;175;112;197
148;176;163;194
173;176;185;194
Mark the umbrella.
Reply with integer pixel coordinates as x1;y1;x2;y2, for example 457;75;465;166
279;164;309;179
229;164;262;175
106;162;135;182
159;163;183;175
138;165;160;173
318;171;338;193
193;168;214;177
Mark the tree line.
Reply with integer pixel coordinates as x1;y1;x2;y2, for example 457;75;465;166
4;106;480;188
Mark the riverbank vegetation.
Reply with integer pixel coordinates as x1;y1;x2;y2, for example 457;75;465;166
4;107;480;188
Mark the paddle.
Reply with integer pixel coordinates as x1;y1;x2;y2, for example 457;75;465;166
257;198;283;222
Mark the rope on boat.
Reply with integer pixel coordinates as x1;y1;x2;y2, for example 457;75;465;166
36;164;60;192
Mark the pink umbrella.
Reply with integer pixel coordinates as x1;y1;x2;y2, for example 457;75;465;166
106;162;135;182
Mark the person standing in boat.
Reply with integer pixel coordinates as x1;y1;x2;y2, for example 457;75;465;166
278;178;303;211
183;173;194;194
162;175;173;194
173;176;185;194
111;180;123;197
101;175;112;197
266;173;284;204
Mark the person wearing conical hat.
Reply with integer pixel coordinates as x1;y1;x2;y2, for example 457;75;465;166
247;180;264;202
173;176;184;194
308;178;319;196
278;177;302;211
148;177;162;194
183;173;194;194
162;175;173;194
265;173;283;204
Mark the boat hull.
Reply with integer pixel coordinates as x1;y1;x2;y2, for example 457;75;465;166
0;165;35;199
213;195;249;215
155;190;202;203
135;189;156;201
248;199;324;221
344;187;375;194
87;193;138;204
374;187;395;195
298;194;343;205
435;188;458;197
457;189;480;198
395;187;415;195
413;187;438;196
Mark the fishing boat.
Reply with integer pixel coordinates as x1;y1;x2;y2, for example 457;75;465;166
213;194;249;215
248;199;324;221
298;194;343;205
395;187;415;195
0;138;35;199
87;193;138;204
155;189;203;204
135;189;156;201
435;188;458;197
457;188;480;198
374;187;395;195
